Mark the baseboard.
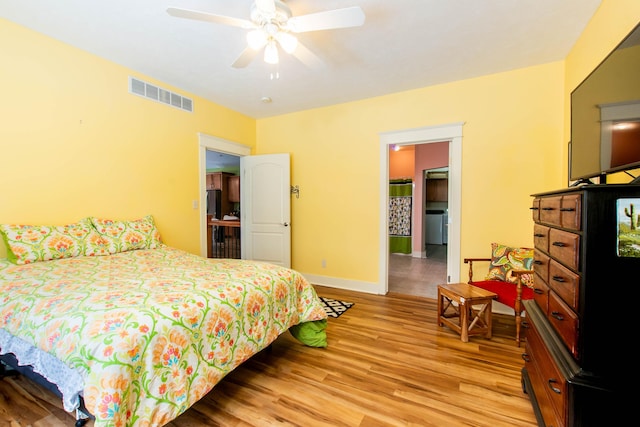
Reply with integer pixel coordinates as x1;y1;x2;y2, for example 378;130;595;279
302;273;382;294
492;301;521;316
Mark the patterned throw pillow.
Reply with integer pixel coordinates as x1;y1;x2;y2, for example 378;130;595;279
0;217;103;264
89;215;162;254
486;243;534;288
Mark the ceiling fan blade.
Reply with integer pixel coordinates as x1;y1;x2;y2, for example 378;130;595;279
167;7;253;29
288;7;365;33
232;47;260;68
292;41;324;69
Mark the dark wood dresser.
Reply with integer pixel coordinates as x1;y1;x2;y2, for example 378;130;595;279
522;184;639;426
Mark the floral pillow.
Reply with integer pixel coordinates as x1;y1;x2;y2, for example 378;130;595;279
0;217;106;264
486;243;534;288
89;215;162;254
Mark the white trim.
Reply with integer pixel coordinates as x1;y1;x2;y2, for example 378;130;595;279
379;122;464;295
599;100;640;121
301;274;379;294
198;133;251;257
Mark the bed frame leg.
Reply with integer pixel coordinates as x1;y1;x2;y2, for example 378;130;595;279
75;408;91;426
0;361;19;378
2;359;92;425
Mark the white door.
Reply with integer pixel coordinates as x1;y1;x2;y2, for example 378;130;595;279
240;153;291;267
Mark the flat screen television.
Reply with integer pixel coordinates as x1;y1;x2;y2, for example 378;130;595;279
570;22;640;184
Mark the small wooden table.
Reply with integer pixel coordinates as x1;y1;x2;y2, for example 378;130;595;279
437;283;497;342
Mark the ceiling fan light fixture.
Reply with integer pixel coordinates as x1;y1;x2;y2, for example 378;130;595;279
168;1;365;69
264;41;279;64
276;31;298;54
247;29;267;50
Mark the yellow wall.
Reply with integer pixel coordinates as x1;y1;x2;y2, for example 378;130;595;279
0;19;256;258
2;1;639;291
257;0;640;289
257;62;565;284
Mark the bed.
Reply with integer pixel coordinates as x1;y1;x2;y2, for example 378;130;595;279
0;216;328;426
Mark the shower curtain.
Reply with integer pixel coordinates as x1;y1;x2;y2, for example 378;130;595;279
389;179;412;254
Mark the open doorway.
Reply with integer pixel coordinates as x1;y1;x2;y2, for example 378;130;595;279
388;147;448;299
205;150;241;258
198;134;250;258
198;134;293;267
378;123;463;297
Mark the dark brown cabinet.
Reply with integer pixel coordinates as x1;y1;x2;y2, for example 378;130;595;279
206;172;236;217
522;184;638;426
206;172;232;191
426;178;448;201
207;172;239;204
228;175;240;203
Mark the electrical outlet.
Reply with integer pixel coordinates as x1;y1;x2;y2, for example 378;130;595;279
321;259;326;268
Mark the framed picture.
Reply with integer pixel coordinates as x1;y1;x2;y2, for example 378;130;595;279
617;198;640;257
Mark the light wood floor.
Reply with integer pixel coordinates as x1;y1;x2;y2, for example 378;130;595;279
389;244;447;299
0;285;537;427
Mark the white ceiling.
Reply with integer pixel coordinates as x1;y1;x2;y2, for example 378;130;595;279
1;0;601;119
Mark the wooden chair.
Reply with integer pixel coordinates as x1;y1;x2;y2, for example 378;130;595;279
463;257;534;346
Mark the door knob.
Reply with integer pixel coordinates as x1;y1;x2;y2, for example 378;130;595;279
284;222;289;227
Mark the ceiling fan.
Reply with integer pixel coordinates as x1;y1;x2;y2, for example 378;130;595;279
167;0;365;69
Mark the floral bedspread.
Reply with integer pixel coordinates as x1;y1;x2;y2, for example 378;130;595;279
0;245;327;426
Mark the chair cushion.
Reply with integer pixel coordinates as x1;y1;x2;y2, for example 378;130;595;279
471;280;534;309
486;243;534;288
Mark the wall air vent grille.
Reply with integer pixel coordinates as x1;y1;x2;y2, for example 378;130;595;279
129;77;193;112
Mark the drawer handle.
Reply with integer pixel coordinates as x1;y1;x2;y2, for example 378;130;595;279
534;233;545;237
541;207;555;211
533;260;543;265
533;288;544;295
552;241;567;247
521;352;530;362
522;321;529;329
551;275;566;283
551;311;564;321
548;379;562;394
529;207;539;211
560;207;576;212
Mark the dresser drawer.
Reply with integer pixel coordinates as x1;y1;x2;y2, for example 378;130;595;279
548;292;579;358
549;260;580;310
524;316;566;427
539;196;561;227
531;197;541;222
533;224;550;252
549;228;579;271
533;249;549;283
532;273;549;314
560;193;581;231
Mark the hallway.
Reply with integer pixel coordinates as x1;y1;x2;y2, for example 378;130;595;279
388;244;447;299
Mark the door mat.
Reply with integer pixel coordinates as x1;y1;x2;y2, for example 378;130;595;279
318;297;354;318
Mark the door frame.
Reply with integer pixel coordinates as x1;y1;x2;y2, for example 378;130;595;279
198;133;251;258
378;122;463;294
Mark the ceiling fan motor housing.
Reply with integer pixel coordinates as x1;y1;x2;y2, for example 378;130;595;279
250;0;292;28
